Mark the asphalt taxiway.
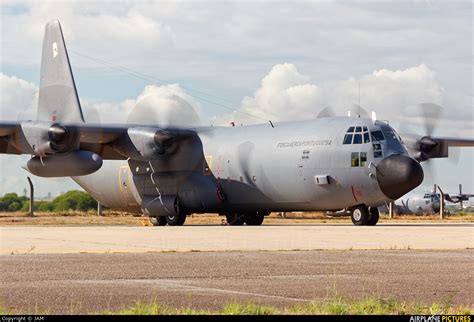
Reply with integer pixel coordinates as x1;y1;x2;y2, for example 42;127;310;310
1;250;472;314
1;223;473;254
1;224;473;314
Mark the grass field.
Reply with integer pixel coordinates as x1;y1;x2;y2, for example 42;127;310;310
1;210;473;226
1;297;470;315
105;298;472;315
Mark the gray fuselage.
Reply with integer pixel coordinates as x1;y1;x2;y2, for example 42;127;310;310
73;117;409;215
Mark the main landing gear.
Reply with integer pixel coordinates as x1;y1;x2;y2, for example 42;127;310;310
149;213;188;226
350;205;379;226
224;211;267;226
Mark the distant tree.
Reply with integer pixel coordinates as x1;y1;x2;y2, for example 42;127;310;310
8;201;22;212
51;190;96;212
37;201;54;212
1;193;19;205
1;190;97;212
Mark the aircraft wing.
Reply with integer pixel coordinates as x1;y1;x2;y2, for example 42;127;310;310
433;137;474;147
0;121;17;137
0;120;202;160
401;134;474;161
444;194;474;203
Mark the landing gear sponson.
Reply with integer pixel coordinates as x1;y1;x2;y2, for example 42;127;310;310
350;205;379;226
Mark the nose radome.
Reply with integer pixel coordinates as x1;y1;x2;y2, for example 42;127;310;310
376;154;424;200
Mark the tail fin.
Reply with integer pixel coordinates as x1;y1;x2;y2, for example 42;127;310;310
37;20;85;123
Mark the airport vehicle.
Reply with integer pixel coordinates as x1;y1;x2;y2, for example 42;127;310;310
1;21;473;226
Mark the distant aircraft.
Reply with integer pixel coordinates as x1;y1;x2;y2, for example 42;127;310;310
1;20;473;226
380;184;473;215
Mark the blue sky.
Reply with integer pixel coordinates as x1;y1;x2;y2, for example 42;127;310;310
0;0;472;198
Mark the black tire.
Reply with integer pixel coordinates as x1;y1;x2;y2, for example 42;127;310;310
244;212;265;225
367;207;380;226
351;205;369;226
166;213;187;226
149;216;167;226
225;212;245;225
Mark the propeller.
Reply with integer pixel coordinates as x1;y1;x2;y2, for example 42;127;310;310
316;105;336;118
316;104;371;119
398;103;447;167
48;124;77;153
349;104;370;118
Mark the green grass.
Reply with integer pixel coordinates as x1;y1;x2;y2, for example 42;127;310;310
100;297;472;315
3;297;471;315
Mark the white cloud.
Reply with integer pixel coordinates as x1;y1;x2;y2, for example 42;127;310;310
215;63;473;138
0;73;37;120
1;1;175;66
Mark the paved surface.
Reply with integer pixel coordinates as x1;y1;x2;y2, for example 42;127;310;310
0;250;472;314
1;224;473;254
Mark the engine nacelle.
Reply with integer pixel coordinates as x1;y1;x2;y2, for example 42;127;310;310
20;121;79;156
25;150;103;177
141;195;179;217
113;127;176;161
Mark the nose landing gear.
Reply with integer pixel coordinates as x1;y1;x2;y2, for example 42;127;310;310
350;205;379;226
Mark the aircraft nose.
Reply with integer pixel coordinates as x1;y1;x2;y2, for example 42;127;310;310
376;154;424;200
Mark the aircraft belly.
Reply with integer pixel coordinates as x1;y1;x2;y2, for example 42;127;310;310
72;160;141;211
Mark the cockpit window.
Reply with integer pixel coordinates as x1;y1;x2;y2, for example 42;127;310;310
343;126;371;144
343;134;353;144
353;134;362;144
370;130;385;141
363;132;370;143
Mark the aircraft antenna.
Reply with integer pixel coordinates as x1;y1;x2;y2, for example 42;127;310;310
358;81;361;118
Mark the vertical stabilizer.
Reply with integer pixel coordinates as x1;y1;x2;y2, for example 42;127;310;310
37;20;85;123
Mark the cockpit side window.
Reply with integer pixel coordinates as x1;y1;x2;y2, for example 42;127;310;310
371;130;385;141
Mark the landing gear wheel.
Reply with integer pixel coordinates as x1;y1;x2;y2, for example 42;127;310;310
225;212;245;226
244;212;265;225
166;213;187;226
149;216;167;226
367;207;380;226
350;205;369;226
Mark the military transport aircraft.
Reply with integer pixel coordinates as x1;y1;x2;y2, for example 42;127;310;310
1;21;473;226
383;184;473;215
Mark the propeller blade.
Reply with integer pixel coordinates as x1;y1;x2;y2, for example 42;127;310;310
316;105;336;118
419;103;442;137
350;104;370;118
